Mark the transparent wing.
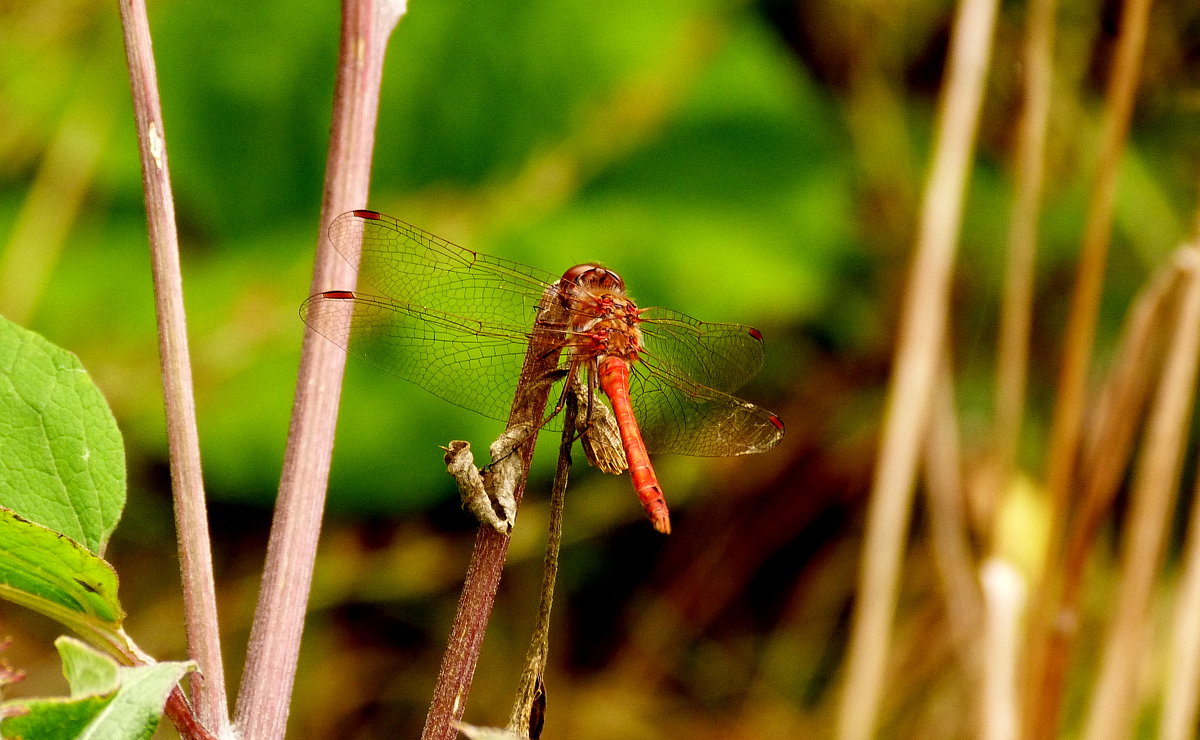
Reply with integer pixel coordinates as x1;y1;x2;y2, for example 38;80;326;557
301;291;546;422
329;210;561;325
626;359;784;457
637;307;766;394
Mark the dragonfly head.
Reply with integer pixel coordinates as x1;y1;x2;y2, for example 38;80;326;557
561;264;625;293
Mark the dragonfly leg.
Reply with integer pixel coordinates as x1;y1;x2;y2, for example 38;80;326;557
572;363;627;475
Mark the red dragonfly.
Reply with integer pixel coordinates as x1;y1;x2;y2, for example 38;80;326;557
301;210;784;534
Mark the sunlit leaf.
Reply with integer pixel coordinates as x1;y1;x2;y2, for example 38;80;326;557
0;508;123;628
0;316;125;554
0;638;192;740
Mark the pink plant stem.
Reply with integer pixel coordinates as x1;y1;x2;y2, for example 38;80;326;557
116;0;227;733
233;2;405;738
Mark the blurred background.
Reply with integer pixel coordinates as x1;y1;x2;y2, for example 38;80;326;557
1;0;1198;737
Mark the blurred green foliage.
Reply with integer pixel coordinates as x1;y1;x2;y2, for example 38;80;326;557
2;0;854;515
4;0;1200;736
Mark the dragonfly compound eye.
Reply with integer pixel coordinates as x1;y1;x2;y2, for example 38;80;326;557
561;264;625;292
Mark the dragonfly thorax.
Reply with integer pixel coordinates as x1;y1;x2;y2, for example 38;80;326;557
570;293;644;362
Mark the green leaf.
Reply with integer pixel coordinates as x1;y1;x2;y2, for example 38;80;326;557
0;316;126;554
0;509;123;627
0;638;193;740
58;637;120;698
0;695;113;739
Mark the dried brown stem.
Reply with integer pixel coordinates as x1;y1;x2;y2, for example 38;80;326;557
1162;249;1200;740
835;0;998;736
116;0;227;733
507;392;575;738
1040;0;1150;510
421;291;570;740
979;559;1025;740
922;351;982;669
1023;256;1178;738
1165;494;1200;740
233;2;406;738
985;0;1056;526
1023;0;1154;731
1080;249;1200;740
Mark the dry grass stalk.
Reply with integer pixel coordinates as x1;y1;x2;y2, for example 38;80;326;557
1024;256;1183;729
1164;516;1200;739
922;352;982;669
835;0;999;735
1081;248;1200;740
1161;252;1200;740
1022;0;1154;730
1160;224;1200;739
986;0;1056;526
980;559;1025;740
506;393;577;737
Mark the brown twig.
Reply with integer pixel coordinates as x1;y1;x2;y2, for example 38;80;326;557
1080;248;1200;740
979;559;1025;740
921;350;982;672
835;0;999;736
1161;220;1200;738
116;0;227;734
507;392;576;738
1022;0;1154;731
1027;252;1181;737
1162;248;1200;740
1164;459;1200;740
233;2;406;738
984;0;1056;531
421;290;570;740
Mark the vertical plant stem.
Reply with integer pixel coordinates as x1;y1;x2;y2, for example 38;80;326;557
1040;0;1151;505
1162;256;1200;740
116;0;228;733
164;690;219;740
234;2;406;738
1081;248;1200;740
1164;488;1200;740
1024;0;1153;732
1161;223;1200;740
979;559;1026;740
1031;257;1180;732
835;0;998;736
1065;256;1176;585
987;0;1056;516
922;351;982;665
507;392;575;737
422;294;570;740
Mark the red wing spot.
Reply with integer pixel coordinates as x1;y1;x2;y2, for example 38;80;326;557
748;328;764;341
352;209;382;220
321;290;357;300
770;414;785;431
